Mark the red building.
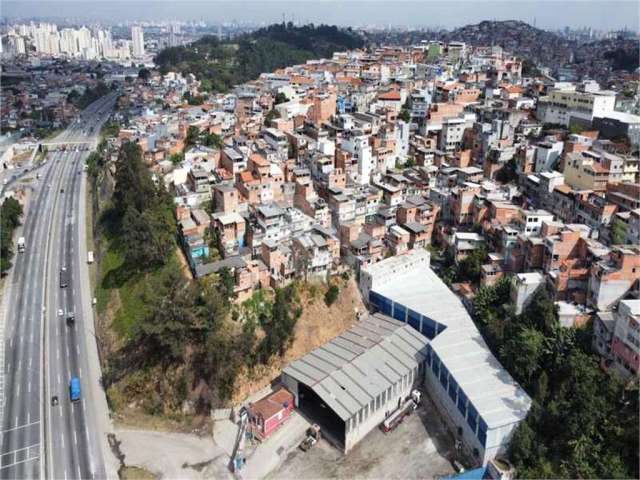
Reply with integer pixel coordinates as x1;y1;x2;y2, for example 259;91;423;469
247;388;294;440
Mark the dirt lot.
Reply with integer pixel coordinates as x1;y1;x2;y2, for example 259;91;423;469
269;393;457;480
115;428;232;480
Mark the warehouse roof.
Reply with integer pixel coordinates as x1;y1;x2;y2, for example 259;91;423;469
282;313;429;421
372;257;531;429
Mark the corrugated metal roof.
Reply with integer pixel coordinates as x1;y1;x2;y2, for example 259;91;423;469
371;256;532;429
282;314;429;421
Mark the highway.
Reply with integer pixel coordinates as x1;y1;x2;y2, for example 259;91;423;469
1;93;117;479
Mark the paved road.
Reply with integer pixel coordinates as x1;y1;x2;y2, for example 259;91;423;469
1;93;117;479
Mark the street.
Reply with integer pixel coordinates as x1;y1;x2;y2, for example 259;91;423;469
1;93;117;479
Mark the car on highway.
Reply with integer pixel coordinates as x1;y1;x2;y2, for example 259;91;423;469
66;313;75;327
60;187;64;193
51;396;59;406
60;267;69;288
57;309;63;316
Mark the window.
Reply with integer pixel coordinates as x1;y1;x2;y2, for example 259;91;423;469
431;355;440;377
439;365;449;390
467;404;478;433
448;377;458;403
478;422;487;447
457;389;468;417
394;303;407;322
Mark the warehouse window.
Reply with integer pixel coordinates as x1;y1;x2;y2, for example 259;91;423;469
439;364;449;390
376;395;381;410
393;303;407;322
426;344;433;366
370;399;375;413
387;387;392;402
478;418;488;447
457;389;468;417
358;409;363;425
408;309;421;330
423;317;436;339
448;377;458;403
431;355;441;377
467;404;478;433
364;404;369;420
382;390;386;405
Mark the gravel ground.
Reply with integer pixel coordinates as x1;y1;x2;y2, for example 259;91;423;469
269;394;457;480
116;428;233;480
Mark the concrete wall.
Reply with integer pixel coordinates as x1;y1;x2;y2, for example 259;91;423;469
345;367;422;452
423;362;518;465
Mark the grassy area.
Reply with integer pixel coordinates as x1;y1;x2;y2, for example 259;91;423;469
85;187;97;292
118;466;156;480
96;227;180;340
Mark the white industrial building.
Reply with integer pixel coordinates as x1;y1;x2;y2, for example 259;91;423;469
359;249;531;465
282;313;429;452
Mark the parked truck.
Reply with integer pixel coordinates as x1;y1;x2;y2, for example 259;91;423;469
17;237;25;253
381;390;421;433
87;251;94;264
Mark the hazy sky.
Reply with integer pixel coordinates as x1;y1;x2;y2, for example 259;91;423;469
3;0;639;31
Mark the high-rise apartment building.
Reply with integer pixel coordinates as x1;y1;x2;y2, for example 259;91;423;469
131;25;145;58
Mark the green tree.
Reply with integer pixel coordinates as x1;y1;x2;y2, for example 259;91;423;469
137;268;201;362
456;247;487;283
169;152;184;165
184;126;200;150
611;218;628;245
398;108;411;123
274;92;289;104
138;68;151;81
0;197;24;272
264;109;279;125
324;284;340;306
500;326;546;384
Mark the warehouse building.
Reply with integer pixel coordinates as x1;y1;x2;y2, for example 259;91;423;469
359;249;532;465
281;313;429;452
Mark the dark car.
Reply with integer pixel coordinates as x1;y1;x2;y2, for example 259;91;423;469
66;313;75;326
60;188;64;193
51;396;59;406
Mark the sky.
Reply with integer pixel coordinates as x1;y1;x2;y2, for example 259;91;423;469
2;0;639;31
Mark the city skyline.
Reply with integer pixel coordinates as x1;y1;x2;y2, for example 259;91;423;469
3;0;640;31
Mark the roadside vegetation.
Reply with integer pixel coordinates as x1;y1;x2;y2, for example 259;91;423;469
472;277;639;479
0;197;24;274
67;81;111;109
87;141;306;425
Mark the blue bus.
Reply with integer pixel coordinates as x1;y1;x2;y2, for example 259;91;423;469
69;377;81;402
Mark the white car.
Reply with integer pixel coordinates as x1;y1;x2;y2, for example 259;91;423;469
57;309;63;316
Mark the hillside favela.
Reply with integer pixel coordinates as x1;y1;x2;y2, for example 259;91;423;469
0;1;638;479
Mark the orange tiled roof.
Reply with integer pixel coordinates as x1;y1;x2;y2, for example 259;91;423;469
378;91;401;101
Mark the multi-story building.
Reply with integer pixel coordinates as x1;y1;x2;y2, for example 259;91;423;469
131;25;145;58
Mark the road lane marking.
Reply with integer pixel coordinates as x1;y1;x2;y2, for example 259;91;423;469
0;420;40;434
73;431;78;446
27;381;31;393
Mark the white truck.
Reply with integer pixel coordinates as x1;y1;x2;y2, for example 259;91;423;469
17;237;25;253
87;251;94;264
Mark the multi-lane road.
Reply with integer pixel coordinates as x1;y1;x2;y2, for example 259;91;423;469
1;93;117;479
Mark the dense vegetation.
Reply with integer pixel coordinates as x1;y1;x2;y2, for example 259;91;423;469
0;197;24;273
473;278;639;478
67;81;111;109
155;23;364;93
89;140;303;416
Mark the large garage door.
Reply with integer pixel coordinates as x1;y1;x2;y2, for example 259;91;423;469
297;383;346;449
